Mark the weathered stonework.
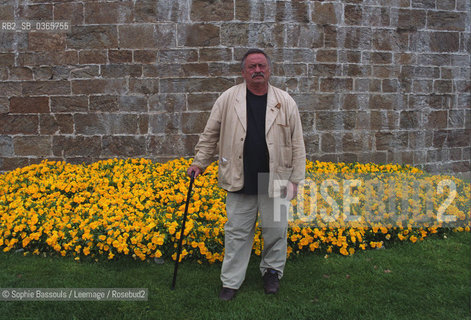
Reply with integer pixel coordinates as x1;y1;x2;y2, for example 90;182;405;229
0;0;469;175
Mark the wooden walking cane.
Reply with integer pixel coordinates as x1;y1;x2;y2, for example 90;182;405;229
171;170;195;290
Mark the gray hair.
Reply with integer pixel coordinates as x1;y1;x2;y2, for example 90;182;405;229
240;49;272;70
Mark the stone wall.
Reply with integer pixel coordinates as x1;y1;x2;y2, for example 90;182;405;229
0;0;469;174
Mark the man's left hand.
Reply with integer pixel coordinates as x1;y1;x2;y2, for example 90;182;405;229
285;181;298;201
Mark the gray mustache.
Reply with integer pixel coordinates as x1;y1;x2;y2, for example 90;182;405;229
252;72;264;78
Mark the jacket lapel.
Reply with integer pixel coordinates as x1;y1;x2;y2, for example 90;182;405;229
265;85;280;134
234;85;247;132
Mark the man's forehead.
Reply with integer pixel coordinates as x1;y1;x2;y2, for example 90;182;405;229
245;53;268;64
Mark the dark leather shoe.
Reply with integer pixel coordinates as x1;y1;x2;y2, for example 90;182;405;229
219;287;237;301
263;268;280;294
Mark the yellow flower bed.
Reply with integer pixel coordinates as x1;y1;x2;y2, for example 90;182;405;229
0;158;469;263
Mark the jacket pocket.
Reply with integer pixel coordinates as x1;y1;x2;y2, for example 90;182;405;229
276;123;291;146
218;157;230;186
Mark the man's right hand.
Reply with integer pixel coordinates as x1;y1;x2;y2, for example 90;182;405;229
187;165;202;178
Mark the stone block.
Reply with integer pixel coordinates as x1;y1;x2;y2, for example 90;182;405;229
14;136;51;156
90;96;118;112
0;82;22;96
134;50;158;64
371;52;392;64
8;67;33;81
316;50;338;63
186;93;216;111
22;81;71;96
28;33;66;52
119;24;175;49
84;2;133;24
0;97;8;113
273;63;307;77
208;62;240;77
75;113;140;135
235;0;276;21
109;50;133;64
155;0;191;22
53;2;83;25
102;136;146;157
411;31;460;53
344;5;362;25
283;24;324;48
71;79;127;95
221;23;275;47
427;11;466;31
191;0;233;21
67;25;118;49
78;50;107;64
18;4;52;20
70;65;100;79
370;111;398;130
275;1;310;23
358;152;387;164
134;0;157;23
10;96;49;113
18;51;78;67
178;23;220;47
316;111;344;131
342;132;371;152
0;5;14;20
344;64;371;77
40;114;73;135
304;133;319;154
51;96;88;113
129;79;160;95
159;49;198;63
320;78;353;92
181;63;210;77
149;113;181;134
160;77;234;93
181;112;210;134
0;53;14;66
424;110;447;129
53;136;102;157
375;132;395;151
149;94;186;113
321;133;336;153
412;0;436;9
299;112;315;132
433;80;453;94
313;2;339;25
0;158;30;172
309;64;341;77
199;48;232;62
119;96;148;113
412;80;433;93
0;136;13;156
394;8;426;31
400;111;420;129
448;110;465;128
340;27;372;50
101;64;142;78
147;134;184;156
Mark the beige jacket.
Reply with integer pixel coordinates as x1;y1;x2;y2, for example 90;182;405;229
192;82;306;197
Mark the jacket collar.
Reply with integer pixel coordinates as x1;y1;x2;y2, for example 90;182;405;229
234;83;280;133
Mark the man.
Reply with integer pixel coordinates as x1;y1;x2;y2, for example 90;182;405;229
187;49;306;300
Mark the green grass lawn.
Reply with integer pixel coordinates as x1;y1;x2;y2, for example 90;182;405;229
0;232;469;320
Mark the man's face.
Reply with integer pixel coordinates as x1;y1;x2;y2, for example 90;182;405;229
241;53;271;86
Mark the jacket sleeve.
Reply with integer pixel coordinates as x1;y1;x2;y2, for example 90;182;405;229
191;98;223;171
288;100;306;184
